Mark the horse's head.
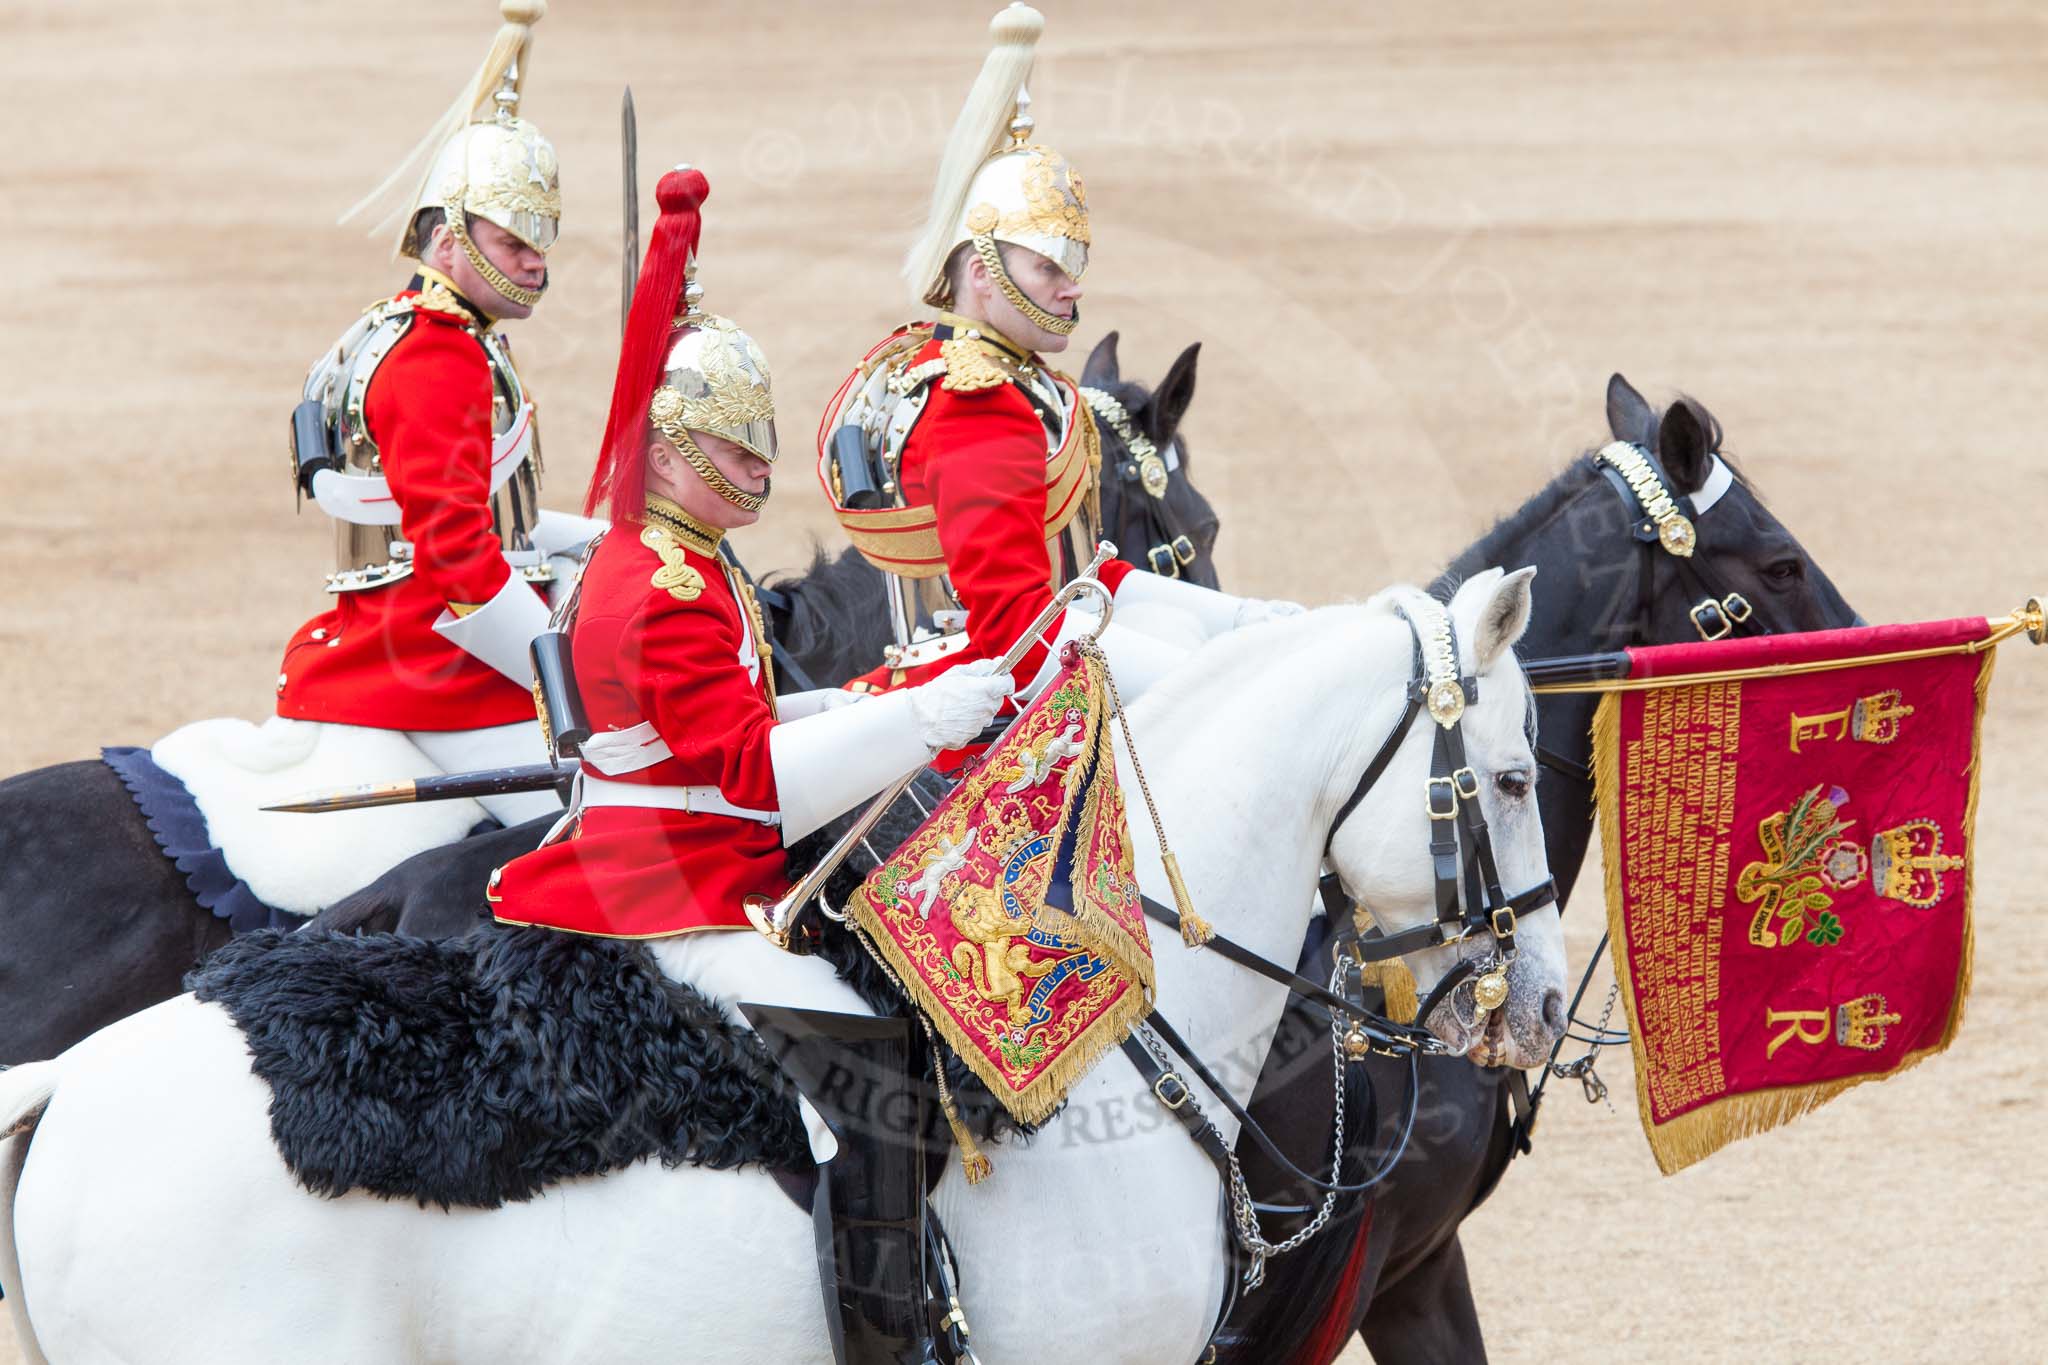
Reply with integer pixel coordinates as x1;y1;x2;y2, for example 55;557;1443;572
1605;373;1862;638
1331;568;1567;1068
1080;332;1222;589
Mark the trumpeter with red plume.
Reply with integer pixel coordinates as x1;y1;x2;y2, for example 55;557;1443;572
489;163;1013;1365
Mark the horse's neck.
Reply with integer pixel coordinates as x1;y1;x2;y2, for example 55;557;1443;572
1123;609;1411;1075
1445;459;1642;912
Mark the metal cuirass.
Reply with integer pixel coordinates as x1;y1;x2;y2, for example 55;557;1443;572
859;342;1096;669
295;297;548;593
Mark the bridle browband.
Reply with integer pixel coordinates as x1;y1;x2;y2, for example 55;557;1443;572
1535;441;1773;791
1080;386;1203;579
1595;439;1765;644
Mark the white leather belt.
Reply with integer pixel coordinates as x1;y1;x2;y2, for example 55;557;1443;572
580;721;672;775
311;404;536;527
576;771;780;827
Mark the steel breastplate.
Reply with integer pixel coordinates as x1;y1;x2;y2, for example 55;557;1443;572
880;372;1098;666
298;299;548;593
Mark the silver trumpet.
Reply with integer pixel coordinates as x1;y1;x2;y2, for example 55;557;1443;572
745;541;1119;949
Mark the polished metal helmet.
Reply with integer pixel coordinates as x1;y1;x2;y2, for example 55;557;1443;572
652;306;779;467
904;5;1089;333
398;105;561;259
588;167;779;521
344;1;561;305
645;285;779;512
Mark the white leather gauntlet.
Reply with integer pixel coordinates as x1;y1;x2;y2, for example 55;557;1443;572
1232;597;1308;628
905;661;1015;751
776;689;869;722
1016;609;1190;708
430;573;552;688
768;693;929;845
1111;570;1304;641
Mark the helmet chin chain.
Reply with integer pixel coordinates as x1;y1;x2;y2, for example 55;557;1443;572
970;234;1077;337
673;428;768;513
443;199;545;310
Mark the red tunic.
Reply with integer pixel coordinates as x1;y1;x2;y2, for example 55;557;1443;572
487;523;787;938
275;290;541;732
845;333;1131;703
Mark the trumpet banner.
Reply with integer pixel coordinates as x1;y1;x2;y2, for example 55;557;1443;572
1594;617;1997;1174
849;646;1154;1125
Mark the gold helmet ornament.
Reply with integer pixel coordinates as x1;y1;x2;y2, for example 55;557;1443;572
904;4;1089;337
650;292;780;512
588;167;779;523
341;0;561;309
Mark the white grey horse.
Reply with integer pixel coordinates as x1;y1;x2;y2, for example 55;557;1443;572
0;569;1565;1365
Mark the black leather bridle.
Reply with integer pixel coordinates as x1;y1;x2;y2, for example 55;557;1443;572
1533;442;1771;790
1081;386;1205;579
1118;597;1558;1220
1595;440;1767;645
1314;603;1558;1000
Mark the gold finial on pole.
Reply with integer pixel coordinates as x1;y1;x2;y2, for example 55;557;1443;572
2019;595;2047;646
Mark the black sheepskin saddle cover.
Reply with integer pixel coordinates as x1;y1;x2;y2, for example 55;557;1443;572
187;774;1030;1210
190;925;813;1208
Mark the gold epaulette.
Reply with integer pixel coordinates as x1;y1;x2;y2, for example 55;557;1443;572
940;336;1023;394
409;279;471;321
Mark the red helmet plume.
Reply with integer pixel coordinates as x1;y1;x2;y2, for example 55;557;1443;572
585;167;710;522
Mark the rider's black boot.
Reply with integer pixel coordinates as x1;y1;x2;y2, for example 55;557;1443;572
740;1004;945;1365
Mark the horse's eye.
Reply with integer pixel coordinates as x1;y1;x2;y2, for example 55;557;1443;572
1495;771;1532;800
1765;558;1804;582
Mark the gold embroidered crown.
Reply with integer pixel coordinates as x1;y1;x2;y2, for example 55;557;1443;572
1850;690;1914;744
1835;994;1903;1051
1871;820;1966;909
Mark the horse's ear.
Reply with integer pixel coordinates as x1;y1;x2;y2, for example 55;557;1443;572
1655;399;1714;494
1147;342;1201;447
1081;331;1122;388
1471;566;1538;673
1606;373;1654;447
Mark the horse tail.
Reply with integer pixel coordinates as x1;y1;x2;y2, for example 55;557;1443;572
0;1061;59;1363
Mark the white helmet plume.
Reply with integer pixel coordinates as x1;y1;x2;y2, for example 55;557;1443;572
901;4;1045;309
340;0;550;258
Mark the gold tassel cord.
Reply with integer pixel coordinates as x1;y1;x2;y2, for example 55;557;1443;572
1355;956;1420;1026
850;922;994;1183
1086;640;1213;949
1534;606;2039;697
926;1017;993;1186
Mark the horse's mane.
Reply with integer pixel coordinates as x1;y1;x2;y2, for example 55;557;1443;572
757;543;888;690
1433;393;1750;597
1433;460;1602;596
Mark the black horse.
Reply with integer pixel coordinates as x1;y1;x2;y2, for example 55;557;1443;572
0;331;1221;1065
1213;375;1861;1365
315;375;1860;1360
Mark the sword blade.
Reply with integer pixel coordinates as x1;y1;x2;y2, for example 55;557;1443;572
621;86;640;334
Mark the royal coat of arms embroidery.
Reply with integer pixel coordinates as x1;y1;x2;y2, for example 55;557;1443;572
850;647;1154;1128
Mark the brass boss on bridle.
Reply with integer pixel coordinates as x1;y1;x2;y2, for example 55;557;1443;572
1596;440;1760;642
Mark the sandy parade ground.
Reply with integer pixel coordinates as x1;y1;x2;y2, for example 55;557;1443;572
2;1;2043;1360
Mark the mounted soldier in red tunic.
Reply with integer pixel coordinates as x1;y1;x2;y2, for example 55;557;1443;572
489;166;1013;1364
276;0;599;825
819;4;1298;725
